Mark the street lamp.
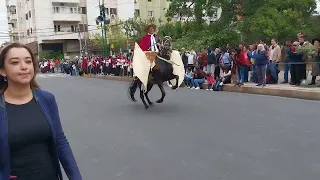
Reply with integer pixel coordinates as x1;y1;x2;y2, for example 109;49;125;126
96;3;110;57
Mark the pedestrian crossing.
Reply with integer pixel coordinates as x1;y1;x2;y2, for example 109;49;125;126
36;73;69;79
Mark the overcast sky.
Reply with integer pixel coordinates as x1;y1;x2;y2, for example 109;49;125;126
0;0;319;44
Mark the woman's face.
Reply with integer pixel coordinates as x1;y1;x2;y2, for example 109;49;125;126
257;46;263;51
1;47;35;85
314;40;319;47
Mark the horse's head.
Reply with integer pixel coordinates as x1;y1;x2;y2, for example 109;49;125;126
159;36;172;58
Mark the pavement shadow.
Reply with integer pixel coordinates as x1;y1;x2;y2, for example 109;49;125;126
125;102;182;115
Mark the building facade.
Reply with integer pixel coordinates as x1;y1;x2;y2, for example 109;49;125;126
134;0;221;23
134;0;170;21
6;0;19;42
7;0;89;59
87;0;134;34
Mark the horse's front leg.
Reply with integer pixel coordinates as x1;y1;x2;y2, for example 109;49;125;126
144;83;154;106
171;75;179;90
139;86;149;109
156;81;166;103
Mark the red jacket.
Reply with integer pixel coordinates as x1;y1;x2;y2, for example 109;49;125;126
236;51;246;67
139;34;158;51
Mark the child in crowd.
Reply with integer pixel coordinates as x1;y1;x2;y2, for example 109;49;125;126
214;67;232;91
184;67;193;88
206;73;215;90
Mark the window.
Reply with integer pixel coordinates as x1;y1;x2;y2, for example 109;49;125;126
70;7;77;13
79;24;88;32
134;9;140;16
31;28;32;34
110;8;117;15
148;0;151;2
29;11;31;18
81;7;87;14
71;25;76;32
27;29;30;36
148;11;153;17
25;13;28;20
54;25;61;32
104;8;109;15
53;7;60;13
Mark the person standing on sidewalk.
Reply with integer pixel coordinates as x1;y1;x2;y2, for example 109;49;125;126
253;44;268;86
281;40;292;84
309;39;320;85
288;42;304;86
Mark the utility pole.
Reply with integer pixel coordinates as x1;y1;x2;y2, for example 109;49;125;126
97;0;110;57
77;25;82;58
81;11;88;57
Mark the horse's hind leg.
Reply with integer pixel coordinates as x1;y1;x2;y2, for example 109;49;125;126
145;83;154;106
156;82;166;103
171;75;180;90
128;79;139;102
139;86;149;109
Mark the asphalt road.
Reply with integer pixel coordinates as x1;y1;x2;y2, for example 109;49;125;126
37;74;320;180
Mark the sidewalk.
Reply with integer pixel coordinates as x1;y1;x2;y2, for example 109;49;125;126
84;74;320;101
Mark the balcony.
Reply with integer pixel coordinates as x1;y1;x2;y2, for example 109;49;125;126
52;6;82;22
53;13;81;22
41;32;79;41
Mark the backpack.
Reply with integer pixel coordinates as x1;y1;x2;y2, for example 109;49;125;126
220;53;232;67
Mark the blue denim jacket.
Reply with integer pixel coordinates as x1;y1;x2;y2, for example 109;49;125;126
0;89;82;180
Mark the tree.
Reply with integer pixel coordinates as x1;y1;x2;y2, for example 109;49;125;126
241;0;317;41
123;17;157;42
88;33;103;51
166;0;318;44
107;20;127;50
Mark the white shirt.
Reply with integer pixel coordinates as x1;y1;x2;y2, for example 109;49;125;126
148;33;159;52
187;53;194;65
269;48;275;61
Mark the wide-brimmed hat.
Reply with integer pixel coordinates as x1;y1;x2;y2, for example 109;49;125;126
145;24;157;32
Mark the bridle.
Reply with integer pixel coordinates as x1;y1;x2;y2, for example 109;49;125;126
160;36;172;52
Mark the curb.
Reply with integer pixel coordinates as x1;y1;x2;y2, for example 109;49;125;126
85;75;320;101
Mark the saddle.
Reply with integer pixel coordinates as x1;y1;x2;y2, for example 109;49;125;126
145;51;160;70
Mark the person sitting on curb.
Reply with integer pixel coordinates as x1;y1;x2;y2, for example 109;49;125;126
191;67;206;90
184;67;193;88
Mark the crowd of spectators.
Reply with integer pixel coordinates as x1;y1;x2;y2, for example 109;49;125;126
180;33;320;90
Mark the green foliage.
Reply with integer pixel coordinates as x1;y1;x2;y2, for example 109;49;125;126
88;0;320;53
158;22;239;50
39;51;64;60
166;0;318;45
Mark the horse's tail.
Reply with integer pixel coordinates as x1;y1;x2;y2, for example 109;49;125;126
128;77;140;102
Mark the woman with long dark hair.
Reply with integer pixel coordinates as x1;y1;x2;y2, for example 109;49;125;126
0;43;82;180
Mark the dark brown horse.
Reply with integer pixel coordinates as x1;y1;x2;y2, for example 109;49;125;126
128;37;179;109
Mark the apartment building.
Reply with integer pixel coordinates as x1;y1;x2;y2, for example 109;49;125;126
6;0;19;42
134;0;170;21
7;0;88;59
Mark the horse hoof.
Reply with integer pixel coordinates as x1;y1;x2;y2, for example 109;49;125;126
144;105;149;109
149;102;154;106
171;86;178;90
156;100;163;103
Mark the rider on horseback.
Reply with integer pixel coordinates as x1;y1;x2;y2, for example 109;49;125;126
139;24;160;52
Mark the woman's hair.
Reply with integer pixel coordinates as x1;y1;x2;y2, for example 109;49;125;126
0;42;40;92
257;44;265;51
